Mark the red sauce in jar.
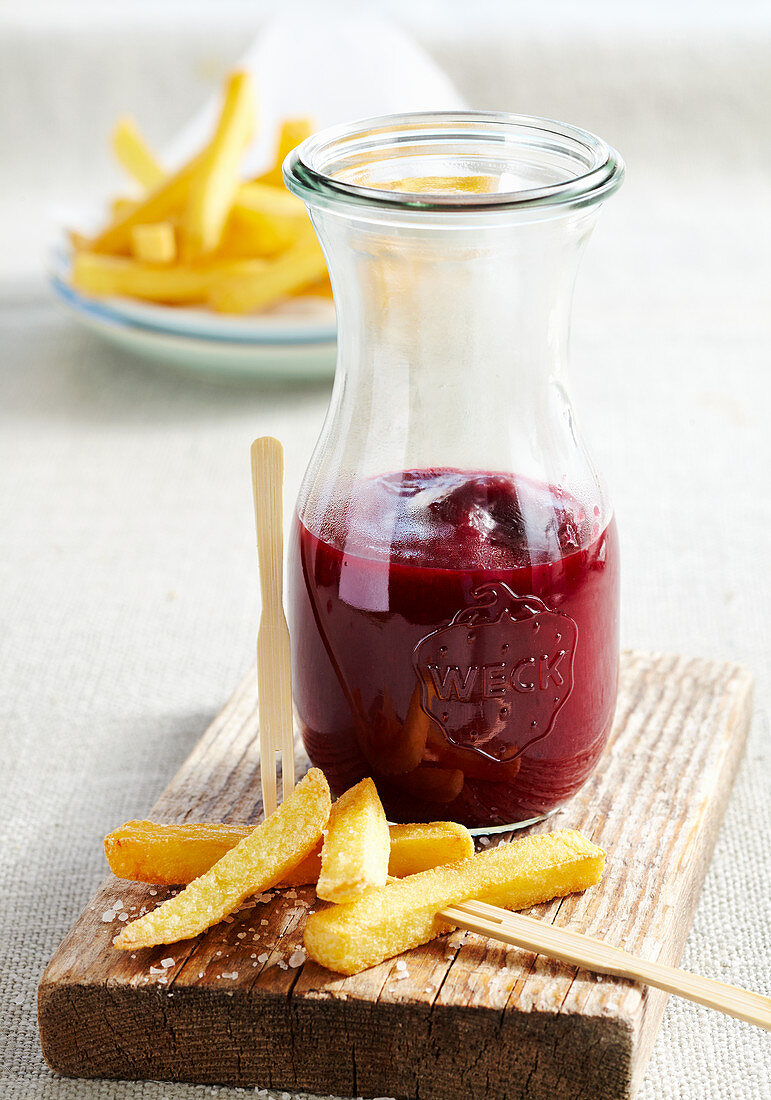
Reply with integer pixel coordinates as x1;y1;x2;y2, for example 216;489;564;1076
289;469;619;828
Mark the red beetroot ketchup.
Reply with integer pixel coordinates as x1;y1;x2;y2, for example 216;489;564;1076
289;468;619;829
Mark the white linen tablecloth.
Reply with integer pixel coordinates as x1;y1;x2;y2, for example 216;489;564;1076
1;4;769;1098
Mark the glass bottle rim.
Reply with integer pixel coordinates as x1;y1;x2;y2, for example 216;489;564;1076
284;110;624;219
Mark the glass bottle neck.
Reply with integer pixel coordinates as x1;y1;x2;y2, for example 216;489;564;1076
313;207;597;478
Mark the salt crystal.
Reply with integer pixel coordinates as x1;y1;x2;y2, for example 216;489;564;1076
257;952;269;963
278;960;288;970
101;911;115;923
395;960;407;971
199;972;204;978
478;837;490;847
248;927;255;932
250;953;257;959
118;913;129;922
237;932;246;939
216;951;222;956
149;888;157;896
222;971;238;980
130;954;136;960
149;966;167;976
260;919;268;926
157;975;167;984
396;972;409;980
288;948;306;968
112;898;124;909
161;958;174;968
286;889;297;898
252;962;258;967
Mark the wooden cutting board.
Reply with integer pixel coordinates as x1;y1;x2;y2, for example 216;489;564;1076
38;650;753;1100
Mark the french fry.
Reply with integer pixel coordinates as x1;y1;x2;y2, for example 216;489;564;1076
111;116;165;189
114;768;331;951
222;183;308;257
67;229;90;252
386;821;474;878
257;117;314;187
105;820;253;885
316;778;390;903
304;830;605;975
181;71;255;260
90;157;201;255
109;197;139;221
72;252;267;304
208;234;326;314
105;818;473;887
299;275;334;299
130;223;177;265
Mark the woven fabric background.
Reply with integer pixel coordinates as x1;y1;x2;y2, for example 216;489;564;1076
1;3;769;1097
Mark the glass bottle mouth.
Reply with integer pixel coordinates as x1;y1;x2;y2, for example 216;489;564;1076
284;111;624;220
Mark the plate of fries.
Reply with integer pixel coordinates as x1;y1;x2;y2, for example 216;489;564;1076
51;71;337;379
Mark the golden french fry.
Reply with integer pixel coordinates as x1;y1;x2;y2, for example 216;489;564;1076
297;275;333;299
237;182;306;218
72;252;266;304
256;117;314;186
105;820;253;885
316;778;390;903
111;116;165;189
385;821;474;878
130;222;177;264
105;817;473;887
114;768;331;951
181;71;255;260
304;830;605;975
221;182;308;257
91;157;201;255
67;228;90;252
208;234;326;314
110;197;140;221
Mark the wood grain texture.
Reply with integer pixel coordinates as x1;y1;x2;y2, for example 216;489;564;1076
38;650;753;1099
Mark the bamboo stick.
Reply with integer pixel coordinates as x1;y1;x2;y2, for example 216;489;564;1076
250;436;295;813
442;899;771;1030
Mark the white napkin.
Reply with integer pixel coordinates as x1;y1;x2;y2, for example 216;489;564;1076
165;0;465;176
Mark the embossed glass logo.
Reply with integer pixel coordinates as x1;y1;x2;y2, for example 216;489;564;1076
412;581;577;762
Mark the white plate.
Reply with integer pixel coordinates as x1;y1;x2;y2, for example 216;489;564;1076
49;252;337;381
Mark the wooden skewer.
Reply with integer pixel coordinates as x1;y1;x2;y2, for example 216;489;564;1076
250;436;295;814
441;899;771;1030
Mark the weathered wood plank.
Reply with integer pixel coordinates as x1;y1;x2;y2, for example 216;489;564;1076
38;650;753;1099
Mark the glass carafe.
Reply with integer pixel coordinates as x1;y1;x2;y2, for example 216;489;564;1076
285;113;624;831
